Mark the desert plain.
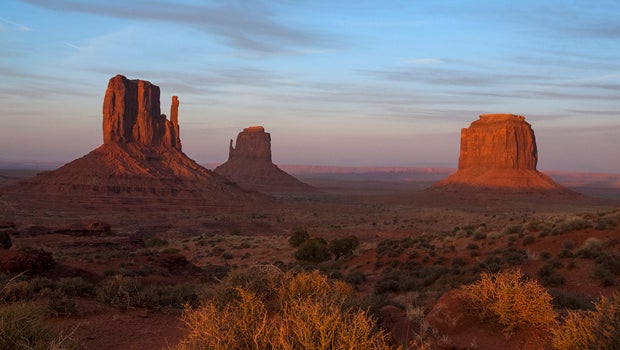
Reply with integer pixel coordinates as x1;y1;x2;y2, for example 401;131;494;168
0;76;619;350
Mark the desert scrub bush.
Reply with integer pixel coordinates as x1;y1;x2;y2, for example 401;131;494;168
551;216;591;235
549;289;594;310
522;235;535;245
0;231;11;249
96;275;196;310
0;301;79;349
329;235;359;260
146;237;168;247
502;247;527;265
473;232;487;240
504;224;523;235
537;263;566;287
577;237;603;259
462;269;556;337
0;276;54;302
295;237;331;264
176;269;394;350
552;292;620;349
288;229;310;248
57;277;95;297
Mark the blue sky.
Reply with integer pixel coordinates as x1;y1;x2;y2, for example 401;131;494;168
1;0;619;171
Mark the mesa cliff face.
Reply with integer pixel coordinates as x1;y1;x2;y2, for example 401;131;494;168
102;75;181;149
459;114;537;170
214;126;314;193
5;75;255;202
433;114;566;191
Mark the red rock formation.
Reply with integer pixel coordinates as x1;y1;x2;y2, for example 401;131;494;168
4;75;258;203
102;75;181;150
228;126;272;161
433;114;566;191
215;126;314;193
459;114;537;170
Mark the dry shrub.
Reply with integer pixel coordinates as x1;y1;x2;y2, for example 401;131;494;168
552;292;620;349
0;301;79;349
176;288;272;350
462;269;556;337
175;268;394;350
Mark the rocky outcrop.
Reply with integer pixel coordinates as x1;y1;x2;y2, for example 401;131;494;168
228;126;272;161
4;75;258;203
433;114;566;191
459;114;537;170
214;126;314;193
102;75;181;149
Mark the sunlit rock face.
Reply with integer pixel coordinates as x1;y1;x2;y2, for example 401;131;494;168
214;126;314;193
3;75;257;202
227;126;272;161
458;114;537;170
433;114;566;191
102;74;181;149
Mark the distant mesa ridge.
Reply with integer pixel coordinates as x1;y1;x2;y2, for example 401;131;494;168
3;75;255;201
215;126;314;193
433;114;567;192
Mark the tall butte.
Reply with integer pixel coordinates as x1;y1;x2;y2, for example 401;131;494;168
214;126;314;193
5;75;254;202
432;114;566;191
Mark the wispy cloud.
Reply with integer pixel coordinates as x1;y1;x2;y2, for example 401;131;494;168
0;17;32;31
21;0;332;54
62;41;81;50
405;58;444;65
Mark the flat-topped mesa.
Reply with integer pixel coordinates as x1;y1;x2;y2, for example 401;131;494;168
432;114;567;192
228;125;272;161
459;114;537;170
102;74;181;150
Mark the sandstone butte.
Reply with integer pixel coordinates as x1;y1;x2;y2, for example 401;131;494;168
432;114;567;192
214;126;314;193
4;75;254;201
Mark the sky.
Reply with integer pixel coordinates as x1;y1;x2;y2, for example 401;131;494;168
1;0;619;172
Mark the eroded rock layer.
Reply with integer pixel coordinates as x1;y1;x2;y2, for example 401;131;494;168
433;114;566;191
214;126;314;193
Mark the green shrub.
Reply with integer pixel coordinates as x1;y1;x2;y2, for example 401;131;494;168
505;225;523;235
289;229;310;248
549;289;594;310
502;248;527;266
577;238;603;259
0;232;11;249
522;236;535;245
48;290;78;317
57;277;95;297
329;236;359;260
537;264;566;287
146;237;168;247
295;238;331;264
473;232;487;240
